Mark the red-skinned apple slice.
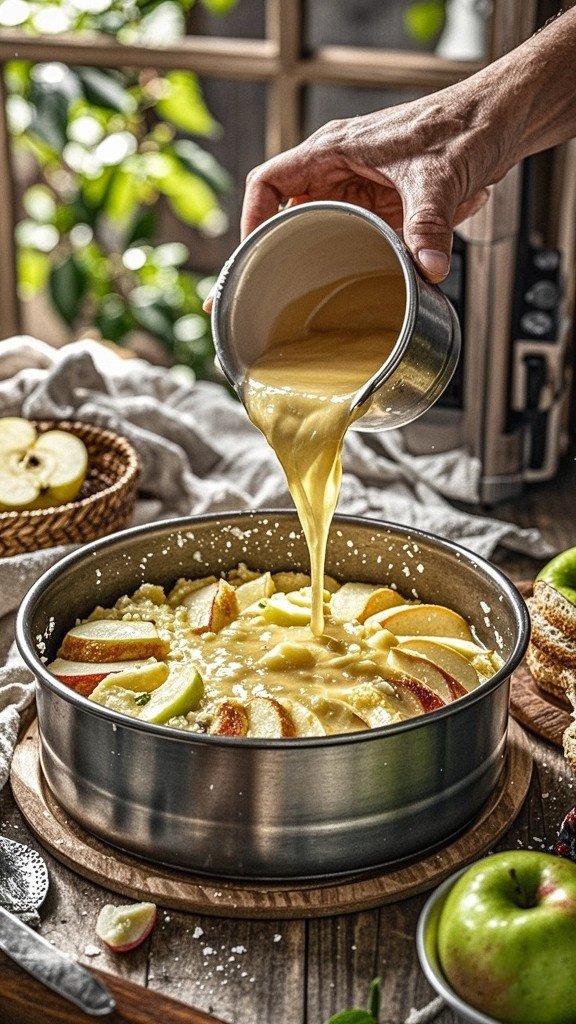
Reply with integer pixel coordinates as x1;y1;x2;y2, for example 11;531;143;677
183;579;239;633
209;700;249;736
329;582;404;624
388;648;465;702
47;657;150;696
395;635;486;659
396;639;479;693
95;902;157;952
365;604;474;641
59;619;167;662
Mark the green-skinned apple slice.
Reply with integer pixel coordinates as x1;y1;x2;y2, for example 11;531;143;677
48;657;151;696
96;902;157;952
365;604;474;641
137;665;204;724
329;582;404;623
0;417;37;451
396;639;479;693
89;662;169;715
59;619;168;662
387;648;466;702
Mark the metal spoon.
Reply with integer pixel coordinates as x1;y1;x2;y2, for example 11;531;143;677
0;833;116;1016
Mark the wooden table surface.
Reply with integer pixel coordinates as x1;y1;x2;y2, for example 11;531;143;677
2;457;576;1024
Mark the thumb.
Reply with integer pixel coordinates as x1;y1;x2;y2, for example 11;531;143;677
401;180;457;283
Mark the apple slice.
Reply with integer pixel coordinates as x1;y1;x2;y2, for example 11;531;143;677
47;657;152;696
137;665;204;724
32;430;88;505
246;696;296;738
396;639;479;693
343;682;406;728
95;901;157;952
183;579;238;633
387;648;466;702
271;572;339;594
209;700;249;736
235;572;275;612
276;697;325;737
297;694;371;734
262;592;313;627
365;604;474;642
59;619;168;662
395;635;486;659
330;582;404;624
0;416;37;451
259;641;317;671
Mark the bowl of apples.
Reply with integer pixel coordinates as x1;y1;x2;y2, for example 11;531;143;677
0;417;139;556
17;511;529;879
417;850;576;1023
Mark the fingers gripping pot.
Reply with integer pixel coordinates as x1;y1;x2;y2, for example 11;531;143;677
16;513;528;881
211;201;460;430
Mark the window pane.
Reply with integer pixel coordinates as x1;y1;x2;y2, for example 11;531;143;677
305;0;440;52
304;85;427;136
188;1;265;39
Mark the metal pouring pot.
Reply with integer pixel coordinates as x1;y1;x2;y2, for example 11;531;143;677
211;201;460;431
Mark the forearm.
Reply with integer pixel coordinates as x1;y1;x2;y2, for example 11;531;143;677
467;8;576;169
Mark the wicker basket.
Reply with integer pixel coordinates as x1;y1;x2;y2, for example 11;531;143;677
0;420;140;557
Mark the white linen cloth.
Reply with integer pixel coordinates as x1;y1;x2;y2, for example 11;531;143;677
0;335;551;789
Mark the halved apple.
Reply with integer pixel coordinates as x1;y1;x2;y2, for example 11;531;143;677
246;696;296;738
0;427;88;511
59;619;168;662
209;699;249;736
387;648;466;702
183;579;238;633
48;657;153;696
0;417;37;451
235;572;275;613
396;639;479;693
365;604;474;642
96;902;157;953
330;582;404;624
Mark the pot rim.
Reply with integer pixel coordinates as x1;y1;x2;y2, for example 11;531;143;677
16;509;530;749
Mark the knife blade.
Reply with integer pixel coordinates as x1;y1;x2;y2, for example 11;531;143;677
0;905;115;1016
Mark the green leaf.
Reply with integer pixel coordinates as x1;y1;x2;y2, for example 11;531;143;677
105;167;142;224
49;254;88;326
164;174;218;227
327;1012;377;1024
172;139;232;194
125;206;156;246
75;67;136;114
17;248;50;299
155;71;218;138
367;978;381;1021
29;90;70;151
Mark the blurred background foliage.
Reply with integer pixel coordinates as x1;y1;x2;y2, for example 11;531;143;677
3;0;237;378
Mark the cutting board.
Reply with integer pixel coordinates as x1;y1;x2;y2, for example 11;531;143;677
11;718;531;919
509;581;572;748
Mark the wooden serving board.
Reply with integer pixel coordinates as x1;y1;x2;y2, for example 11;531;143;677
510;581;572;748
11;719;531;920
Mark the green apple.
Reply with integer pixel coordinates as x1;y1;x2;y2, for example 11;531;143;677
0;423;88;511
537;547;576;606
437;850;576;1023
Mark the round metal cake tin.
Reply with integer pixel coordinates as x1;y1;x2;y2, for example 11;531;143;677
211;201;461;432
16;512;529;880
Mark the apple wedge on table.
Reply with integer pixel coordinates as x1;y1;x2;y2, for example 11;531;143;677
365;604;474;642
59;619;168;662
182;578;239;633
